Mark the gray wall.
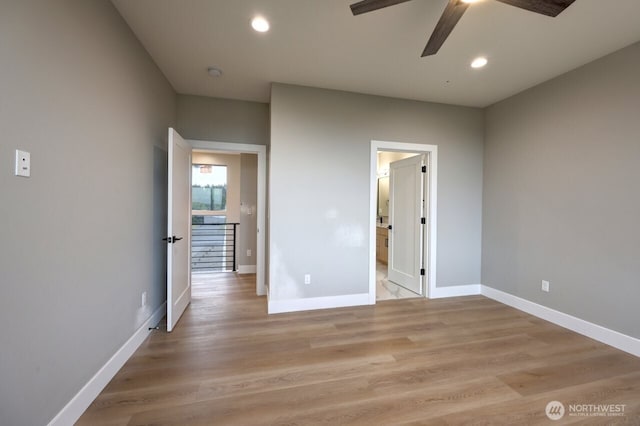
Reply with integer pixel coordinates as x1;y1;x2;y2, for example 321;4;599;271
239;154;259;268
0;1;176;425
270;84;484;300
483;42;640;338
176;94;269;145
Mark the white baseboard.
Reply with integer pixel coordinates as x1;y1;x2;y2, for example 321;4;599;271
481;285;639;358
268;293;370;314
237;264;257;274
430;284;481;299
48;302;167;426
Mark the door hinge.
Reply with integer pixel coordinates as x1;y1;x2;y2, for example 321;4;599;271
421;165;427;173
420;217;426;224
420;268;425;276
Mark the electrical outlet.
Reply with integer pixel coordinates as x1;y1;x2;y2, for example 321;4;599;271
141;291;147;307
541;280;550;292
247;249;251;257
304;274;311;285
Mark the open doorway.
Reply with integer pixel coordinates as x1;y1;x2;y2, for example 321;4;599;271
376;151;424;300
369;140;438;303
189;140;267;297
191;159;233;272
165;130;267;332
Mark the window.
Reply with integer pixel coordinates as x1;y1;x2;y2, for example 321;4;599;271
192;164;227;211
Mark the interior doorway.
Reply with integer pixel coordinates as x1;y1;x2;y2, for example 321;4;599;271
378;152;426;300
369;141;438;303
191;159;233;272
189;140;267;297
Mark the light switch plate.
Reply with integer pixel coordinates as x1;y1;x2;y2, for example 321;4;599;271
541;280;550;292
15;150;31;177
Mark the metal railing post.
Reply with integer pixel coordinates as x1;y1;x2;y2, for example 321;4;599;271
232;223;237;272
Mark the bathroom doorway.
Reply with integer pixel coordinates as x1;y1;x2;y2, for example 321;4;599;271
369;141;438;303
376;151;423;300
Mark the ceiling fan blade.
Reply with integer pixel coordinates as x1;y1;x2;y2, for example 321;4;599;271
494;0;575;17
350;0;412;16
422;0;469;57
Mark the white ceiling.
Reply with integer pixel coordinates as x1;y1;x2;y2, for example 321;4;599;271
112;0;640;107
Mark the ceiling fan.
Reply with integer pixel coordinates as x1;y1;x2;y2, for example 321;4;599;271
350;0;575;57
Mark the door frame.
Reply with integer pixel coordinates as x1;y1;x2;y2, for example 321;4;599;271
189;139;267;296
369;140;438;303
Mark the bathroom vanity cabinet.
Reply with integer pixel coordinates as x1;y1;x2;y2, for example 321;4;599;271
376;226;388;264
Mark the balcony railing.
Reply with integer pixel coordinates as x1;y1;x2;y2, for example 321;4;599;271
191;222;238;272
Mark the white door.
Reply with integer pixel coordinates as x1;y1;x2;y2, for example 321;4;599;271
166;128;191;332
388;154;425;294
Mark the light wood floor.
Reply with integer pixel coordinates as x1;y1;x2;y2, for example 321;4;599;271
78;273;640;425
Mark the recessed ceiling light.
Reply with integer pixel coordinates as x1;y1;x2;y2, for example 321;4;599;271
471;57;488;68
251;16;270;33
207;67;222;77
461;0;480;3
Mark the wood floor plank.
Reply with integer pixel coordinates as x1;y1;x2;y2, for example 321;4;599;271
270;377;520;425
497;352;640;396
128;375;377;425
408;372;640;425
195;354;396;401
77;272;640;425
76;383;198;425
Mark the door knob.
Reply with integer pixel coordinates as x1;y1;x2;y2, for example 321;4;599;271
162;236;183;244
